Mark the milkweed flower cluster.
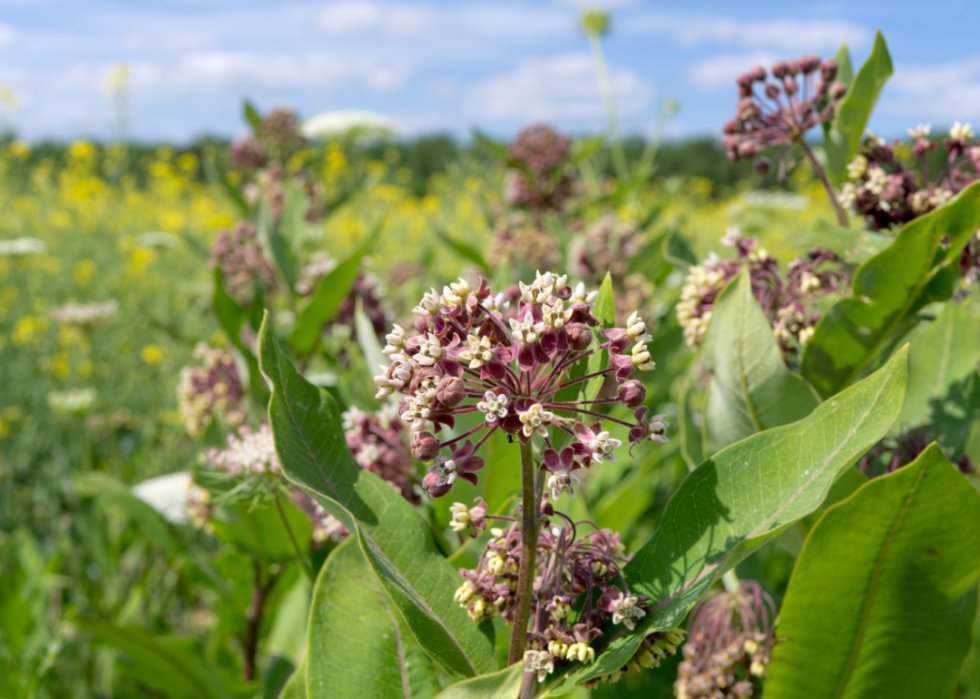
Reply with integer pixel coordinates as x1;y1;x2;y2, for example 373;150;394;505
342;404;420;504
374;272;669;498
177;344;246;437
674;579;776;699
488;212;564;271
504;124;577;212
209;220;279;304
723;56;846;164
676;228;846;355
839;124;980;230
859;427;974;479
207;424;281;477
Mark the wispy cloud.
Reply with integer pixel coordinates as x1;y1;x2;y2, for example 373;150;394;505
885;59;980;122
0;23;15;48
465;52;651;124
688;51;779;89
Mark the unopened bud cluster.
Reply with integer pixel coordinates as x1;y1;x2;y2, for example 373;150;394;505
674;580;776;699
859;427;974;479
723;56;846;165
207;424;281;477
504;124;576;212
582;628;688;689
374;271;669;498
209;220;280;305
839;124;980;230
676;228;845;357
177;344;246;437
342;404;420;504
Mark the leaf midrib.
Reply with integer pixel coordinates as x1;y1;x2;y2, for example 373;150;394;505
830;461;926;699
262;328;481;677
735;283;763;432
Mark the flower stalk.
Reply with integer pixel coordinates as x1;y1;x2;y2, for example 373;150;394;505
510;439;539;665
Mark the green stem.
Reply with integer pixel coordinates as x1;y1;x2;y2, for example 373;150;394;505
721;569;741;594
587;32;628;181
273;487;315;583
509;439;539;666
799;138;848;227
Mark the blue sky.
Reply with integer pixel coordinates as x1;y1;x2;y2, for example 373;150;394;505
1;0;979;143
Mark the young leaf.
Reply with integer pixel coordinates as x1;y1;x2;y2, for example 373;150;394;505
824;31;894;186
78;618;252;699
897;301;980;429
211;499;312;563
259;315;497;679
290;225;381;353
802;182;980;399
435;228;490;273
583;273;615;402
244;100;263;133
794;218;892;265
434;665;522;699
766;444;980;699
545;346;908;692
308;538;440;699
701;269;820;454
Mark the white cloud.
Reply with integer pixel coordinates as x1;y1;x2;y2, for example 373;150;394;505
885;59;980;122
629;14;868;52
688;51;779;89
465;52;652;123
0;24;14;47
318;1;436;36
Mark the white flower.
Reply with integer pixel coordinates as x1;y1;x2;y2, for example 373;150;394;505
865;167;888;196
400;395;432;432
210;425;281;475
354;442;381;467
566;642;595;663
951;121;975;140
519;270;567;304
626;310;652;342
631;342;656;371
449;502;472;532
374;358;413;399
382;324;408;355
908;124;931;140
509;316;541;344
541;300;568;329
611;595;646;631
341;406;367;431
47;387;97;414
417;375;439;399
428;456;458;486
0;237;46;256
523;650;554;683
440;277;471;307
839;182;859;210
570;282;598;307
799;272;821;294
454;580;476;604
476;390;508;422
415;333;443;366
720;226;742;247
519;403;554;437
644;414;670;444
413;289;441;317
547;469;581;500
846;154;868;180
588;431;622;463
301;109;402;140
799;326;815;347
459;334;493;369
486;292;509;313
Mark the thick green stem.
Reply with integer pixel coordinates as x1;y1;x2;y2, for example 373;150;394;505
509;439;539;666
721;569;741;594
588;33;628;181
799;138;849;227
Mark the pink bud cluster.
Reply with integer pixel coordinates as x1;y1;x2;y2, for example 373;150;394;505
177;344;246;437
723;56;846;164
677;228;846;356
207;424;281;476
209;220;279;305
374;272;669;499
840;124;980;230
342;404;420;504
504;124;576;211
674;579;776;699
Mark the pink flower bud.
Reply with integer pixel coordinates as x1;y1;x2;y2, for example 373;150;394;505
829;82;847;99
437;376;466;408
566;323;593;351
738;141;757;158
800;55;821;74
618;380;646;408
820;59;838;82
771;61;788;79
411;431;441;461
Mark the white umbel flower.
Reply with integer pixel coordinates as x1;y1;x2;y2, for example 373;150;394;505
523;650;555;683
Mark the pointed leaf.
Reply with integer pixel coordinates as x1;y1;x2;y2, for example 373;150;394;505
291;225;381;353
259;316;497;679
766;445;980;698
434;665;522;699
545;347;908;691
583;273;615;401
244;100;263;133
802;182;980;398
897;301;980;428
794;218;892;265
308;538;440;699
701;269;820;454
825;31;893;186
435;228;490;273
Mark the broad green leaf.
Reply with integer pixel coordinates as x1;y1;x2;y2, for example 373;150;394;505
355;300;387;382
481;428;521;516
794;218;892;265
213;266;267;405
290;226;381;353
266;573;311;663
244;100;263;133
435;228;490;273
796;466;867;537
825;31;893;186
78;617;252;699
701;269;820;454
766;444;980;699
930;371;980;457
678;384;704;471
545;347;908;692
583;273;615;402
434;665;522;699
308;539;440;699
897;301;980;428
259;315;497;678
279;659;307;699
73;472;180;555
211;499;311;563
802;182;980;398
